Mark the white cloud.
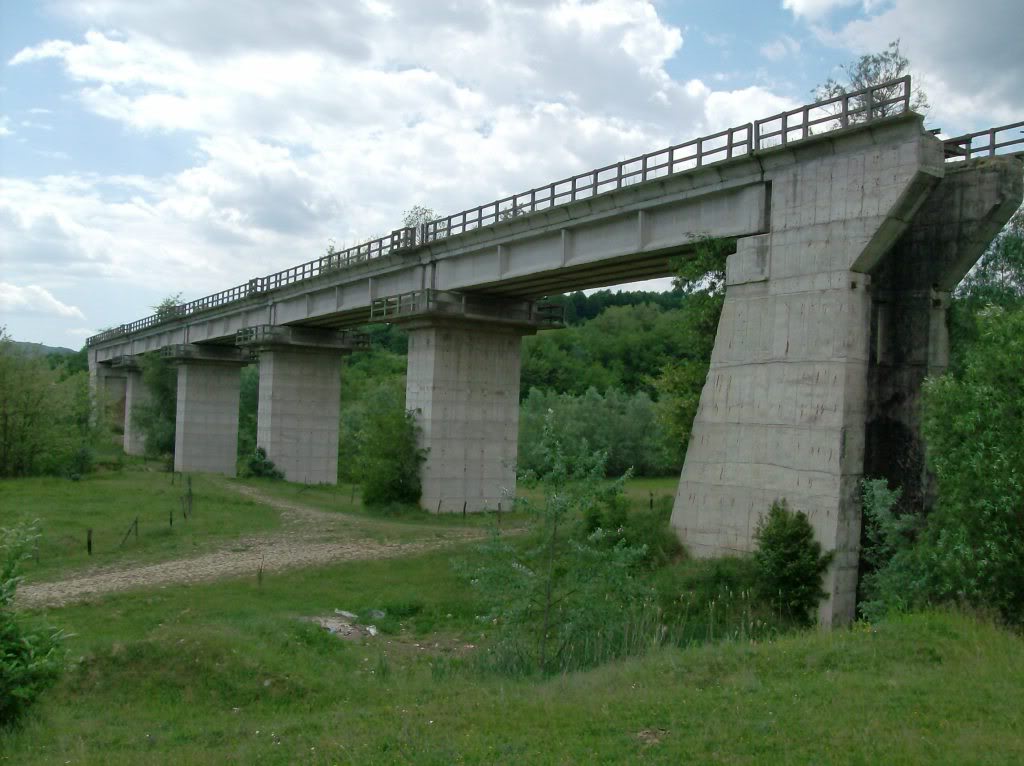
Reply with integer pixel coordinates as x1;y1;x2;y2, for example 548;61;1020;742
0;283;85;318
0;116;11;137
821;0;1024;132
760;35;801;61
782;0;861;19
3;0;814;340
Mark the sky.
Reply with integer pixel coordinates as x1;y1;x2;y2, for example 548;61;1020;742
1;0;1021;348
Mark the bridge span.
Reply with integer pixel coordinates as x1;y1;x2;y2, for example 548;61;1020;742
89;78;1023;625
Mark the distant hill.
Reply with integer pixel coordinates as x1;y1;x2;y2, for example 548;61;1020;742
9;340;77;357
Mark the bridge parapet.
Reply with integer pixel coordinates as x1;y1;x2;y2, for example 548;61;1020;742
943;120;1024;160
89;76;923;349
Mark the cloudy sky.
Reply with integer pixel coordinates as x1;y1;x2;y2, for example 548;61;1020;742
1;0;1021;347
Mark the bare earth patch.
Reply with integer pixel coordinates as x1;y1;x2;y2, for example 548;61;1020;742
17;482;482;609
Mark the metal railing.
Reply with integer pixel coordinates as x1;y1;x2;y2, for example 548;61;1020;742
943;121;1024;160
370;289;563;327
89;77;919;348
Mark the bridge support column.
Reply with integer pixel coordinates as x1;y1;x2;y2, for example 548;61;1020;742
255;350;341;483
374;289;560;513
123;368;151;456
405;320;525;513
169;346;250;477
671;120;949;627
90;364;127;437
238;326;363;485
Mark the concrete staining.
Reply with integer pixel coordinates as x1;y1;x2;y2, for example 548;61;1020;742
256;348;342;484
173;361;243;477
670;121;1023;626
405;320;524;513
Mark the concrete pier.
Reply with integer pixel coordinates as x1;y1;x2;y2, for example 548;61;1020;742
239;325;362;484
671;118;948;626
168;345;249;477
122;365;151;456
95;367;127;434
377;291;559;512
406;321;525;512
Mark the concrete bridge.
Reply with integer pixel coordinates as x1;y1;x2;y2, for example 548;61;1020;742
88;77;1023;625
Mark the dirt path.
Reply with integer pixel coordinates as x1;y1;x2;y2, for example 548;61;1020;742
17;483;482;609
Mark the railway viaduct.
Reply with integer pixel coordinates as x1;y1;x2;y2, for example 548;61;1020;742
88;78;1023;625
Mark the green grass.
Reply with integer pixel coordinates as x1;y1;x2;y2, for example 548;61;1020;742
4;547;1023;764
0;464;679;586
0;468;281;582
3;469;1022;764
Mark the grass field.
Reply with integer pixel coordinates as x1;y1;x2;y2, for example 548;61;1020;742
4;553;1023;764
4;469;1024;764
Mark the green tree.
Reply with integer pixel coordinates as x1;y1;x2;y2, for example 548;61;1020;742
465;413;649;675
813;39;928;118
1;523;66;726
949;209;1024;370
650;236;734;462
919;305;1024;621
356;383;425;507
0;329;94;477
402;205;436;228
754;500;834;626
131;354;178;459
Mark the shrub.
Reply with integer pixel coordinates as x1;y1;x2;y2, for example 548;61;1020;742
463;413;651;675
1;524;66;727
919;305;1024;622
357;386;426;507
754;500;833;626
579;494;682;569
243;447;283;479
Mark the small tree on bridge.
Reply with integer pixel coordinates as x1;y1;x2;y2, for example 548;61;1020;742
814;39;929;120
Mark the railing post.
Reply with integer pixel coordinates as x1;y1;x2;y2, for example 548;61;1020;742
841;96;849;128
865;87;875;122
696;139;703;167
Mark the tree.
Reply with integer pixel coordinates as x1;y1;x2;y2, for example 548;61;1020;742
0;523;66;726
131;353;178;459
153;293;184;321
650;236;733;462
949;209;1024;370
814;40;928;119
0;329;94;478
356;383;426;507
754;500;834;626
919;305;1024;622
464;413;649;675
402;205;436;228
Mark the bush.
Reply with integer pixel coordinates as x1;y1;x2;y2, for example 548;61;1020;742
754;500;833;626
243;447;283;479
463;414;651;675
357;386;426;507
916;305;1024;622
1;524;66;727
579;494;682;569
